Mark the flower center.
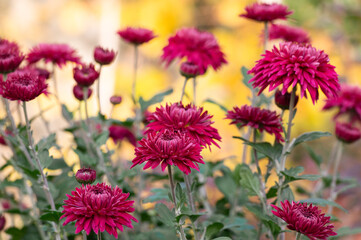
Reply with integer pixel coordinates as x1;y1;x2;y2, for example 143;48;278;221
299;208;316;219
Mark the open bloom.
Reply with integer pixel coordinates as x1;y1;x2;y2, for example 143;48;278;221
226;105;284;142
109;125;136;146
75;168;96;184
0;39;24;73
249;42;340;104
61;183;137;237
0;68;47;101
27;43;81;68
73;85;92;101
271;200;337;240
335;122;361;144
131;130;204;175
117;27;156;45
161;28;227;74
269;24;310;44
240;3;293;22
73;63;99;87
93;46;116;65
323;84;361;122
146;102;221;148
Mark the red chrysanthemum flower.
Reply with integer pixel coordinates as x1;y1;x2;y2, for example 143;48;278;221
61;183;137;237
271;200;337;240
269;24;311;44
323;84;361;121
226;105;284;142
146;102;221;148
0;68;47;101
110;95;122;105
73;63;99;87
109;125;136;146
73;84;92;101
0;215;5;231
335;122;361;144
249;42;340;104
131;130;204;175
26;43;81;68
275;89;299;110
117;27;156;45
93;46;116;65
240;3;293;22
75;168;96;184
0;39;24;73
161;28;227;74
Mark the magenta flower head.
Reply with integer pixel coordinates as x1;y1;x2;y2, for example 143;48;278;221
131;130;204;175
33;67;51;80
240;3;293;22
26;43;81;68
269;24;311;44
110;95;122;105
335;122;361;144
117;27;156;45
93;46;116;65
249;42;340;104
161;28;227;74
323;84;361;122
0;39;24;73
180;61;200;78
73;63;99;87
109;125;136;146
61;183;138;237
275;89;299;110
0;68;47;101
226;105;284;142
271;200;337;240
73;85;92;101
75;168;96;184
0;215;5;231
146;102;221;149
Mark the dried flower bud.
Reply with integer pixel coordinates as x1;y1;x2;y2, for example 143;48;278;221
75;168;96;184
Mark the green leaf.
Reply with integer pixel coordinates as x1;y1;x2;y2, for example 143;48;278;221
74;149;96;166
36;133;57;152
212;238;232;240
38;149;53;169
206;222;224;240
241;66;252;89
222;217;253;231
143;188;170;203
175;212;204;223
329;227;361;239
281;185;294;202
233;137;282;161
304;144;322;168
262;219;281;240
215;174;237;201
61;104;73;122
139;88;173;112
238;164;260;197
281;167;320;184
95;130;109;147
155;203;175;227
299;198;347;212
292;131;332;149
203;98;228;113
40;210;62;223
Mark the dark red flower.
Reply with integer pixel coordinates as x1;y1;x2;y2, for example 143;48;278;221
323;84;361;121
117;27;156;45
0;39;24;73
131;130;204;175
73;63;99;87
26;43;81;68
0;68;47;101
93;46;116;65
226;105;284;142
180;61;200;78
0;215;5;231
271;200;337;240
161;28;227;74
275;89;299;110
146;102;221;148
0;129;12;146
73;85;92;101
109;125;136;146
75;168;96;184
249;42;340;104
110;95;122;105
268;24;311;44
1;201;10;210
34;67;50;79
61;183;137;237
240;3;293;22
335;122;361;144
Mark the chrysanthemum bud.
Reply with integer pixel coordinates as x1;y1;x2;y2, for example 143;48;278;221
94;46;116;65
73;63;99;87
275;89;299;110
180;61;200;78
110;95;122;105
75;168;96;184
73;85;93;101
335;122;361;144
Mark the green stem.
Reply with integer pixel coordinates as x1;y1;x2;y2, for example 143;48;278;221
97;65;103;115
37;98;51;134
253;129;267;212
180;77;188;102
192;77;197;105
52;63;60;102
97;231;101;240
83;87;90;127
296;232;301;240
132;45;139;104
327;140;343;214
264;21;269;52
22;101;61;240
184;173;199;240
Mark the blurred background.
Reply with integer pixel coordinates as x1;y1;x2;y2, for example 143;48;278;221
0;0;361;238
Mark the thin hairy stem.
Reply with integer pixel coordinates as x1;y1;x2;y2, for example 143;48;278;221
97;65;103;114
132;45;139;104
180;77;188;102
264;21;269;52
327;140;343;214
83;87;90;127
192;77;197;105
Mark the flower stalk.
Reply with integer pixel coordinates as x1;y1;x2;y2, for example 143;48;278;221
327;140;343;214
96;65;103;114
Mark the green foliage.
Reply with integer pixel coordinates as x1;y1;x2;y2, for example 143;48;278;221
139;88;173;112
